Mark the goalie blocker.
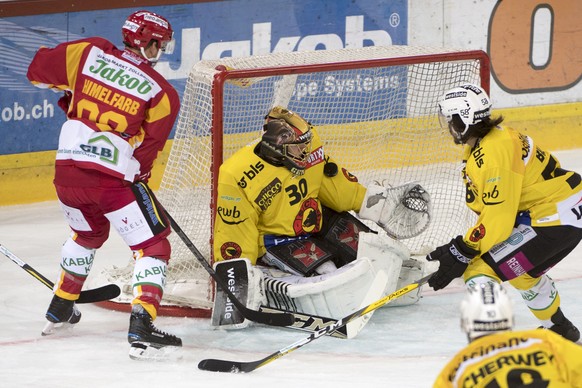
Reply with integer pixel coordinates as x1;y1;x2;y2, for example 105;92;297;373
211;208;426;334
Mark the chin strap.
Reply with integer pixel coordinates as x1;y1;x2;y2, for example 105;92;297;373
140;47;163;65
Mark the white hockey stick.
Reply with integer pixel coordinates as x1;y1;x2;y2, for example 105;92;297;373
0;243;120;303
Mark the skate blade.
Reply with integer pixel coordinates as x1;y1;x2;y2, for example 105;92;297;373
41;321;76;336
128;342;182;361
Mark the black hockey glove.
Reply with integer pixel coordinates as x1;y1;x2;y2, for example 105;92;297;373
426;236;479;291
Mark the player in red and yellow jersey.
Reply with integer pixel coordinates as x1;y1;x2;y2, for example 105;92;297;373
426;84;582;343
27;10;180;359
434;283;582;387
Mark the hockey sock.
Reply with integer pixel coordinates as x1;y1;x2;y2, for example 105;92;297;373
518;274;561;324
55;237;95;298
132;256;167;320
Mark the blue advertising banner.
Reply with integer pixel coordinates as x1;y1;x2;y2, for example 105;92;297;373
0;0;407;154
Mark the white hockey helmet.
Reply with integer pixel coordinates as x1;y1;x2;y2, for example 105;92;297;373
460;282;514;341
438;83;491;144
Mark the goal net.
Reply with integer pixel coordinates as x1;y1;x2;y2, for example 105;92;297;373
93;46;488;316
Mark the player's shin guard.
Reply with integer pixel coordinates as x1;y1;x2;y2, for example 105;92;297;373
517;275;581;342
131;255;167;318
55;237;96;298
517;275;560;321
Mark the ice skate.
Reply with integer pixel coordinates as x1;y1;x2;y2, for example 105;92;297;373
42;294;82;336
543;308;581;343
127;305;182;361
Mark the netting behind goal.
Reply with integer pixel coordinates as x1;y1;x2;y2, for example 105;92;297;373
94;46;488;316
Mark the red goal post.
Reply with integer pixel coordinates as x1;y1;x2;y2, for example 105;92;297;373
93;46;489;317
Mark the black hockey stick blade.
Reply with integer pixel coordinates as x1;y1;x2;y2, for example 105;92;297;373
1;243;121;304
259;306;348;339
199;358;261;373
198;272;435;373
163;210;294;327
77;284;121;303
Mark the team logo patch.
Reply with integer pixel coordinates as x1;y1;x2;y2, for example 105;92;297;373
341;168;358;182
293;198;321;235
469;224;486;242
220;241;242;260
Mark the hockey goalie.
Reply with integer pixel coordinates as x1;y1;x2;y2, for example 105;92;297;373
211;106;431;337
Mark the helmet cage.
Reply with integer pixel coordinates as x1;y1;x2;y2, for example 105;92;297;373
122;11;175;62
438;84;491;143
260;119;312;175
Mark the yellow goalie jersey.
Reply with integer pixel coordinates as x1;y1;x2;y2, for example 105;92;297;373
434;329;582;387
213;127;367;264
461;125;582;253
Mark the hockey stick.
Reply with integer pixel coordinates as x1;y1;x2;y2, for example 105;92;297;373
259;306;350;339
164;210;294;327
0;244;120;304
198;272;434;373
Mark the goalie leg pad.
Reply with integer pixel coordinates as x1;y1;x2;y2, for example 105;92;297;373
261;257;387;320
211;258;266;329
389;256;426;307
357;231;408;296
356;232;425;306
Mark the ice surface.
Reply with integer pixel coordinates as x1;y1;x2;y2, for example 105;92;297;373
1;149;581;387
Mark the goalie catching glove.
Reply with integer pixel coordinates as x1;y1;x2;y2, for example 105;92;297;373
358;182;431;239
426;235;479;290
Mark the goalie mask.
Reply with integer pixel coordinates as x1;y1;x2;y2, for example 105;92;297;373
438;83;491;144
259;107;313;175
460;282;514;342
122;10;175;64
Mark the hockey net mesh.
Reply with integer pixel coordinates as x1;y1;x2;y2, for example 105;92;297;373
94;46;485;315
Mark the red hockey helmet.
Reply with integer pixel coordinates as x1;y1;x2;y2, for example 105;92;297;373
122;10;175;61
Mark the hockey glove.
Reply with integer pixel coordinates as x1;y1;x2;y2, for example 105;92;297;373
426;236;479;291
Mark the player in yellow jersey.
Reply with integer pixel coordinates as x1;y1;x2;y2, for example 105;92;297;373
434;282;582;387
211;106;432;333
426;84;582;343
